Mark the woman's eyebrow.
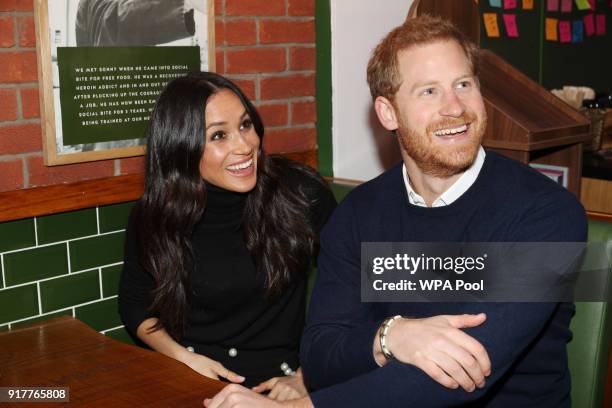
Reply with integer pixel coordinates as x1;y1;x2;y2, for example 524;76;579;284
206;111;249;130
206;121;226;130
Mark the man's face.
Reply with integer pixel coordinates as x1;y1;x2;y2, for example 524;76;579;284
388;40;487;178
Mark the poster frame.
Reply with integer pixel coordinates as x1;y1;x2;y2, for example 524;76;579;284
33;0;215;165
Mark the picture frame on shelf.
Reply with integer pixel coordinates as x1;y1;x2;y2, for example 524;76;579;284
530;162;569;188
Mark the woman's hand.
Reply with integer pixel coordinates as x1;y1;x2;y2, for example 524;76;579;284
182;351;245;383
136;318;245;383
251;368;307;401
374;313;491;392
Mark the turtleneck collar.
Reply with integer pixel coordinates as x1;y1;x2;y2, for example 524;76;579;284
199;183;248;229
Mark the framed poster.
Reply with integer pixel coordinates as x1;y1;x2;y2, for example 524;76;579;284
530;163;569;188
34;0;215;165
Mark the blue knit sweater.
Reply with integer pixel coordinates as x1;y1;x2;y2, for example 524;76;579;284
301;151;587;407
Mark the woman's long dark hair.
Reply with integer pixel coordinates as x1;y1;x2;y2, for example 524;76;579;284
134;72;317;340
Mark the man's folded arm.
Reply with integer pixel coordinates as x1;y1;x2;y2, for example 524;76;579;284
300;199;383;388
301;188;587;405
308;303;557;407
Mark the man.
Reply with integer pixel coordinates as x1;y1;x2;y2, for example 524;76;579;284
205;14;586;408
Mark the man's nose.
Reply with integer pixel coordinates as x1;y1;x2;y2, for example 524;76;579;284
439;91;466;117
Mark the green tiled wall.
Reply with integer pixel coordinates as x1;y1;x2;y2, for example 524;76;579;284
0;219;36;252
37;209;98;245
101;264;122;297
0;201;135;344
4;243;68;286
75;297;122;331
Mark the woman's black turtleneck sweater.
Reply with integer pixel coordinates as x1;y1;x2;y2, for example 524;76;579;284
119;167;336;386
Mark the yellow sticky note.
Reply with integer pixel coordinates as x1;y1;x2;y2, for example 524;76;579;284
545;18;559;41
483;13;501;38
523;0;534;9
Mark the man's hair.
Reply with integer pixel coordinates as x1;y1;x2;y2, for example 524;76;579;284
366;14;479;102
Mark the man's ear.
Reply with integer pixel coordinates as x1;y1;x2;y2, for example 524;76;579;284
374;96;399;131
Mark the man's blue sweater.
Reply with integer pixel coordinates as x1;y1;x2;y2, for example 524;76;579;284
301;151;587;407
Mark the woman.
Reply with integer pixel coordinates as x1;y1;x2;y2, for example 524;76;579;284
118;72;336;400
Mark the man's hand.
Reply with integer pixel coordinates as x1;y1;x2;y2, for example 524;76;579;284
252;369;308;401
374;313;490;392
204;384;313;408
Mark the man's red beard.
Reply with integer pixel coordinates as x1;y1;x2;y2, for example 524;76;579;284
397;111;486;178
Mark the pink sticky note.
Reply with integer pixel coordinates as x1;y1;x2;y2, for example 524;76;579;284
561;0;572;12
502;14;519;37
584;14;595;36
596;14;606;35
559;21;572;43
547;0;559;11
588;0;595;10
504;0;518;8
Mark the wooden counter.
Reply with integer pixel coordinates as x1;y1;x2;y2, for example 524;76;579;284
0;317;226;407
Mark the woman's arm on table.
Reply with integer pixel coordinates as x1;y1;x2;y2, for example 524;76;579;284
136;317;245;383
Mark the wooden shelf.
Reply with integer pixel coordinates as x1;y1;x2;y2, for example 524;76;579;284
0;150;317;223
480;50;590;145
479;50;591;196
0;174;144;223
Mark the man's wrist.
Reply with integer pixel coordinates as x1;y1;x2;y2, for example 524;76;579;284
379;315;402;360
373;316;403;366
284;396;314;408
373;322;386;366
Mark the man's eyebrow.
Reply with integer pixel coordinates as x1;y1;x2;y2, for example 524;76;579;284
409;80;439;93
454;74;476;83
409;74;476;93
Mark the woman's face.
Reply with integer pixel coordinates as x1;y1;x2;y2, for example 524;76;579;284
200;89;260;192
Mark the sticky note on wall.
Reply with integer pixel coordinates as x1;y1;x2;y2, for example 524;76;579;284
546;18;559;40
502;14;519;37
584;14;595;36
575;0;592;10
547;0;559;11
561;0;573;12
596;14;606;36
483;13;501;37
572;20;584;42
489;0;502;7
559;21;572;43
523;0;534;9
504;0;517;8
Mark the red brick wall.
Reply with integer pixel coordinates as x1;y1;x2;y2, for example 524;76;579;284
0;0;316;192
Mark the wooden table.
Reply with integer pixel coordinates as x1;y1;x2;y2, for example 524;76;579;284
0;317;226;407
